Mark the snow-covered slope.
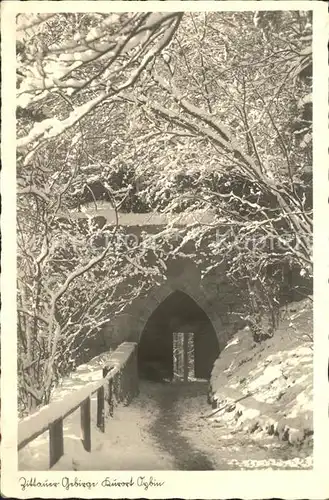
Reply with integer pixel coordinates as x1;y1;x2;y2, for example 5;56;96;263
209;298;313;447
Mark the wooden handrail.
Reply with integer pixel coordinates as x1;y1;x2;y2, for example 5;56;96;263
18;342;138;468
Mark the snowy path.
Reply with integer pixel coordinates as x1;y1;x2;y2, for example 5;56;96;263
19;380;311;471
149;382;215;470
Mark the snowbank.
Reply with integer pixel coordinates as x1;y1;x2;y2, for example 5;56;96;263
209;299;313;447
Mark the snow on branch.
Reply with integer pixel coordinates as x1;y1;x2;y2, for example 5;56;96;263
17;13;183;161
17;186;51;204
17;13;182;107
17;14;57;32
17;92;109;152
151;74;264;181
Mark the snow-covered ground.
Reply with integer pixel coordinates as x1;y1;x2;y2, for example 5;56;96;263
19;380;312;471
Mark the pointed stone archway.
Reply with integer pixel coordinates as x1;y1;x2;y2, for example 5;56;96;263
137;290;221;382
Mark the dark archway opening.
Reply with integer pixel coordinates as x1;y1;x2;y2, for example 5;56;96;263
138;290;220;382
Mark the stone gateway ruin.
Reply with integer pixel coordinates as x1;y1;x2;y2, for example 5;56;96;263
69;207;243;380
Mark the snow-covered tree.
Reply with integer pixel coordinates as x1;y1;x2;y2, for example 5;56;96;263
17;12;182;412
16;11;312;411
116;11;313;338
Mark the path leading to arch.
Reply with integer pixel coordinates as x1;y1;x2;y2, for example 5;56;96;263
47;381;311;471
19;375;311;471
149;382;215;470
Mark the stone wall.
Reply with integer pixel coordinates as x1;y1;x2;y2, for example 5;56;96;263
80;222;245;364
90;258;244;362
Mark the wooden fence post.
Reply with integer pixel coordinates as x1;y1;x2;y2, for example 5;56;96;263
133;347;139;397
49;418;64;468
124;358;131;406
123;364;129;406
103;366;114;417
80;397;91;452
97;385;105;433
113;371;120;404
183;333;189;382
108;378;114;417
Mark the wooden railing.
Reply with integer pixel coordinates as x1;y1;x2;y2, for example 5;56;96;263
18;342;139;469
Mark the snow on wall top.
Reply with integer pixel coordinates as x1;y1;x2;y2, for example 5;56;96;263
60;203;215;227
